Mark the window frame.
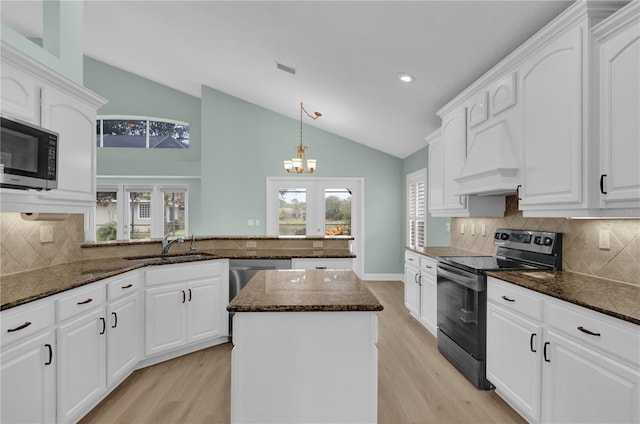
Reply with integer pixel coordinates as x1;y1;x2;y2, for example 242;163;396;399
93;184;188;242
407;169;427;250
96;115;190;149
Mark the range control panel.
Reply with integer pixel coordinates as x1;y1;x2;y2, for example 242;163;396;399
494;228;562;255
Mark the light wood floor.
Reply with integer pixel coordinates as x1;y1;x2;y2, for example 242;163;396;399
81;281;525;424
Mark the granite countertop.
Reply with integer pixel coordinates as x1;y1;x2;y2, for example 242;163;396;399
1;249;355;311
81;235;354;248
486;270;640;325
227;269;383;313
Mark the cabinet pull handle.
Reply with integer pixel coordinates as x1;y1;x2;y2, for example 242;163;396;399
501;295;515;302
516;185;522;201
77;298;93;305
7;321;32;332
99;317;106;335
426;265;432;269
600;174;607;194
414;273;419;284
188;288;192;302
121;283;133;289
543;342;550;362
182;290;186;303
315;266;327;269
530;333;537;352
408;258;414;262
418;275;422;286
577;326;601;337
45;344;53;366
112;312;118;328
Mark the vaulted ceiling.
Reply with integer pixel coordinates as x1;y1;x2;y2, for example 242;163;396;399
1;1;573;158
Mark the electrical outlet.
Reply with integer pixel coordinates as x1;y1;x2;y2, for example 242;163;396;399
246;241;257;248
247;219;254;226
460;224;465;234
599;230;610;250
471;224;476;236
40;225;54;243
445;222;451;233
313;241;323;248
481;224;487;237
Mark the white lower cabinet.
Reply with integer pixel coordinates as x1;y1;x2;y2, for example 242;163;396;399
403;250;437;336
144;261;229;357
1;330;56;423
487;277;640;423
106;292;140;387
56;307;106;423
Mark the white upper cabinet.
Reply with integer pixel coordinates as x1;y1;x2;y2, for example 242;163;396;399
0;41;106;214
518;23;585;212
595;2;640;213
441;107;468;212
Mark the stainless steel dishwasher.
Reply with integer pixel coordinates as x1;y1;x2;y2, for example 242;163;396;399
228;258;292;334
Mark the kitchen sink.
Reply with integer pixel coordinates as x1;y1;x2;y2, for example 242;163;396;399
125;252;218;263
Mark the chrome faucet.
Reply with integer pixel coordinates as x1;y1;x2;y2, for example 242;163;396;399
162;234;184;255
188;234;197;252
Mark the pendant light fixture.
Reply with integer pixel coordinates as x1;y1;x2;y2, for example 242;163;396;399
284;102;321;173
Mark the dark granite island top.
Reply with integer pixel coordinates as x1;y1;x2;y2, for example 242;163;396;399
227;269;383;313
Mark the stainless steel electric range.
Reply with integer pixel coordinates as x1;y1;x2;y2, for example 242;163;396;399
436;228;562;389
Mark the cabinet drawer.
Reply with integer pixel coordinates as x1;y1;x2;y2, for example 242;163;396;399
145;261;224;286
487;277;543;322
547;300;640;367
292;258;352;270
56;284;105;323
404;251;421;266
107;272;140;301
1;300;54;347
420;256;436;278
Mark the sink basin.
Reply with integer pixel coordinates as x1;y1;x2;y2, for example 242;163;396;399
125;252;217;263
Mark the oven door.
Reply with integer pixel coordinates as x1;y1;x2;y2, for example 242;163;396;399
437;262;485;359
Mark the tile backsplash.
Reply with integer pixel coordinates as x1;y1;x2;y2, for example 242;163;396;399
0;213;84;276
451;196;640;285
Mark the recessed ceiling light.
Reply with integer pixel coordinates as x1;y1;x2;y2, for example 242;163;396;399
397;72;414;83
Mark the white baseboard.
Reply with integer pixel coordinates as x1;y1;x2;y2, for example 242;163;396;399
361;273;403;281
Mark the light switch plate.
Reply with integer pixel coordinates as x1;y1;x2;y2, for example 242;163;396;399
460;224;465;234
481;224;487;237
40;225;54;243
599;230;610;250
471;224;476;236
246;241;257;248
313;241;323;248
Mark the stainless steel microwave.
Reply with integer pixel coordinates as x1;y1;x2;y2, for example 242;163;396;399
1;116;58;190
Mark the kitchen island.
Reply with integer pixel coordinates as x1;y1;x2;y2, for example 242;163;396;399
227;269;383;424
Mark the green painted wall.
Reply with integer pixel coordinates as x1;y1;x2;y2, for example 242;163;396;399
402;146;451;247
201;86;404;274
83;57;203;231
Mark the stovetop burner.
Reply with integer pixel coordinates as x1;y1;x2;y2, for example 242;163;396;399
437;255;546;274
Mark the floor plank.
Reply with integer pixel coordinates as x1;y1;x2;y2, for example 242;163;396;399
81;280;524;424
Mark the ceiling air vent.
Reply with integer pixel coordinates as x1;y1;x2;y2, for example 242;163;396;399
277;62;296;75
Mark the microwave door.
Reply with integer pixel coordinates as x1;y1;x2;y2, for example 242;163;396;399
1;127;39;175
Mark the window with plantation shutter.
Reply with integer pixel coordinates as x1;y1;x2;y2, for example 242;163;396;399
407;169;427;249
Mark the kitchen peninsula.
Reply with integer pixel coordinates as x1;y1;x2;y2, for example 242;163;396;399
227;269;383;424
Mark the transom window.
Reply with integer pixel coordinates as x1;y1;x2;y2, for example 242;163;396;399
96;116;190;149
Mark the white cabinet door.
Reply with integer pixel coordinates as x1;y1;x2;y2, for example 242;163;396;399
56;308;106;423
106;294;139;387
599;16;640;209
187;278;223;343
0;61;41;125
144;283;188;356
486;303;542;423
541;330;640;424
418;256;437;336
441;107;467;211
403;261;420;318
519;25;584;209
1;331;55;424
40;85;97;203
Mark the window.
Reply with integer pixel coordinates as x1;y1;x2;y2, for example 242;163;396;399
266;177;363;276
94;185;188;241
96;116;190;149
407;169;426;249
138;203;151;219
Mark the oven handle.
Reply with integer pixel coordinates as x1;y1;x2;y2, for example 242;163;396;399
437;265;483;292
